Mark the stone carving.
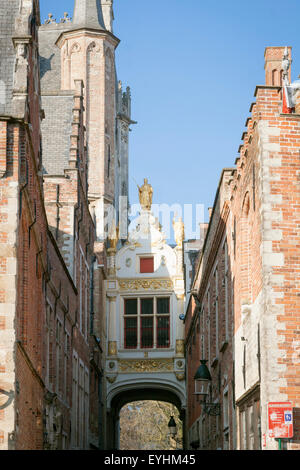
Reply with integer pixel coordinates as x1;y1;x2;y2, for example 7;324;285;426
13;40;30;104
118;359;173;373
16;43;28;65
108;341;117;356
176;339;185;356
118;279;173;291
44;13;56;24
175;373;185;381
176;360;184;369
138;178;153;211
60;12;71;23
121;122;128;143
172;216;185;247
106;376;117;384
282;47;291;86
71;43;81;54
108;221;119;251
87;41;101;54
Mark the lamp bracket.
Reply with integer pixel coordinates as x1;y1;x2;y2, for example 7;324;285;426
203;402;221;416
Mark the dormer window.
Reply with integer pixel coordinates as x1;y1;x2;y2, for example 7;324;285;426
140;256;154;273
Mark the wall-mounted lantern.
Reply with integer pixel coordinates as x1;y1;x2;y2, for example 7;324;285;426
194;360;221;416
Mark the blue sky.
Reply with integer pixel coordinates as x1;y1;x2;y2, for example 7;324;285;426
39;0;300;231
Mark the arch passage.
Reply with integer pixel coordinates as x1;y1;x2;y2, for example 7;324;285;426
112;387;183;414
106;387;186;449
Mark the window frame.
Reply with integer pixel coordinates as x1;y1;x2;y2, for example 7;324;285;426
139;256;154;273
124;298;138;349
238;388;261;450
123;295;171;350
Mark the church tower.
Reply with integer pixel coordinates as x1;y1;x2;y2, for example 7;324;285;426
56;0;121;241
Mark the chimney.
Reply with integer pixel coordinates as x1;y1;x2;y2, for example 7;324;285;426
264;46;292;86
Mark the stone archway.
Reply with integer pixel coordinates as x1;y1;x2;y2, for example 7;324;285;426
106;386;186;450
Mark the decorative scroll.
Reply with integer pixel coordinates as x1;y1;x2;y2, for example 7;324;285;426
118;279;173;292
118;359;174;373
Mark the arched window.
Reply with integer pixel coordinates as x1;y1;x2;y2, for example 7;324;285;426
280;69;284;86
70;43;81;88
272;69;278;86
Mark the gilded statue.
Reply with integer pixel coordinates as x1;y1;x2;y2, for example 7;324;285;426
172;216;185;246
138;178;153;210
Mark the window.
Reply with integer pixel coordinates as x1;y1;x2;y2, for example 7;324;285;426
141;298;153;348
56;319;62;395
124;298;138;349
45;303;52;388
79;245;89;337
71;351;78;448
124;297;170;349
140;257;154;273
238;388;261;450
64;331;70;402
157;297;170;348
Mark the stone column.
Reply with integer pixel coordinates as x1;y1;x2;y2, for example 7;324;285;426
107;247;116;278
176;294;185;351
107;293;117;357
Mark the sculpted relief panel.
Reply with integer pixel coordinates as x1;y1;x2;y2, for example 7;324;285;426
118;279;173;291
118;359;174;373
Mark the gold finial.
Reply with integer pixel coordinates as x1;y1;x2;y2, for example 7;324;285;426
137;178;153;211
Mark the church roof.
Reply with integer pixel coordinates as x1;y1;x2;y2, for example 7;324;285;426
72;0;106;30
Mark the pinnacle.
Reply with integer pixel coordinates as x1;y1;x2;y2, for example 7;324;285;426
72;0;106;30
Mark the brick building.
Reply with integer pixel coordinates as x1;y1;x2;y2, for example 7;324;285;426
185;47;300;450
0;0;132;450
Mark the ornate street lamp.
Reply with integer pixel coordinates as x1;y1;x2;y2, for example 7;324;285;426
168;416;177;437
194;360;221;416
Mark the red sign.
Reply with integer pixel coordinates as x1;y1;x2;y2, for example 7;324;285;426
268;402;293;438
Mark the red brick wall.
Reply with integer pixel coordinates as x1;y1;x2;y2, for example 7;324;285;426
185;200;235;449
0;1;103;450
186;48;300;450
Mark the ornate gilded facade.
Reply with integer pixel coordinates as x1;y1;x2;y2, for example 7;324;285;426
104;183;187;445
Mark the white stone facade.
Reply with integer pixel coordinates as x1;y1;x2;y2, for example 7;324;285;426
104;208;186;412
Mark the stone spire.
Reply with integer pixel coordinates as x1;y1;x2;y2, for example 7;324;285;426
72;0;106;30
101;0;114;32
